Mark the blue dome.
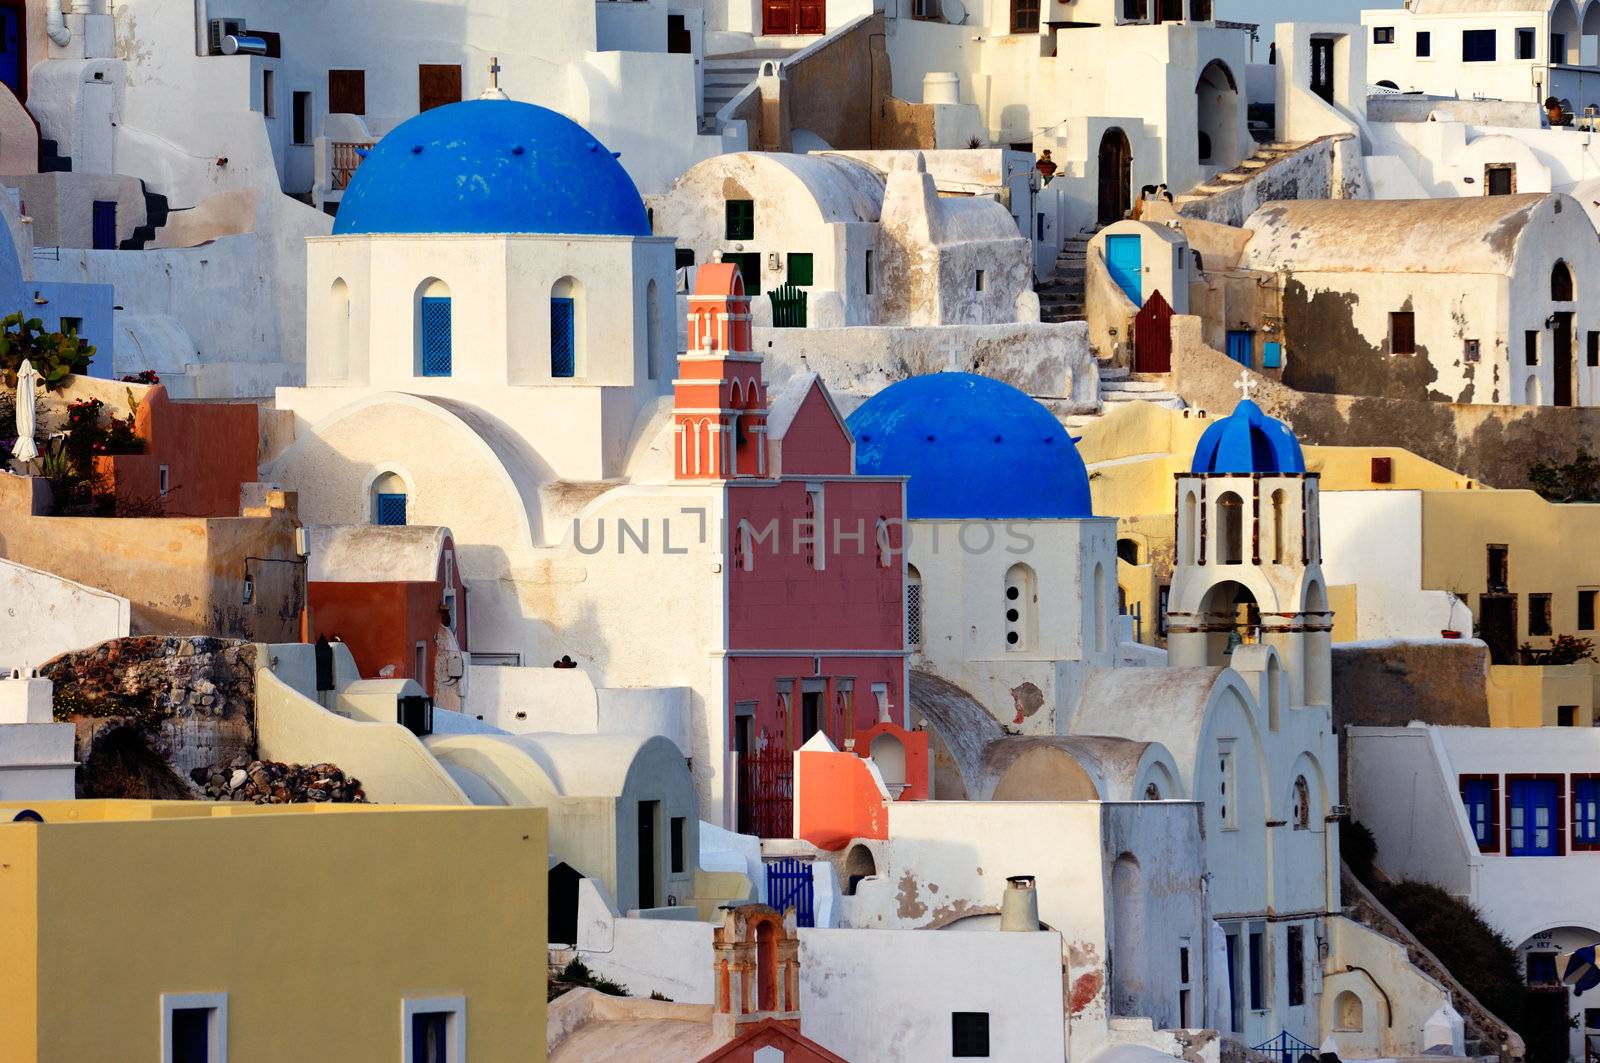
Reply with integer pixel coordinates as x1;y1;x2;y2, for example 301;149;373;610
847;373;1094;519
1191;399;1306;474
332;100;651;238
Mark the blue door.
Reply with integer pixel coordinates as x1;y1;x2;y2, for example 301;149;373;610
0;6;20;100
1226;330;1254;368
1106;234;1142;306
92;201;117;251
1508;778;1559;855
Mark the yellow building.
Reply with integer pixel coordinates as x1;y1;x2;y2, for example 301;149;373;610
0;801;548;1063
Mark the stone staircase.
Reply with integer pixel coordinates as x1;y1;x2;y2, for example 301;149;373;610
1173;141;1311;207
1036;235;1089;323
1063;363;1185;432
701;50;793;133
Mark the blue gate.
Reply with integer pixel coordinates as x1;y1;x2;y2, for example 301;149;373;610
1252;1030;1317;1063
766;858;815;927
1226;329;1254;368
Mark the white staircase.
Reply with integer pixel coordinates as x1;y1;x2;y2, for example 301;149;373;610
701;51;793;133
1063;364;1185;433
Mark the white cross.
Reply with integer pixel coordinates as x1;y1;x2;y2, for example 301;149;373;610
1233;369;1258;404
488;57;502;90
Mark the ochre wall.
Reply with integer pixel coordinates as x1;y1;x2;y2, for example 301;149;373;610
94;386;260;518
0;802;547;1063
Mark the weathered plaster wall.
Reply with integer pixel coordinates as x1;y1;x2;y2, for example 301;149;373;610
756;319;1096;412
0;476;303;641
0;556;130;672
1170;318;1600;490
799;926;1069;1062
1332;640;1492;732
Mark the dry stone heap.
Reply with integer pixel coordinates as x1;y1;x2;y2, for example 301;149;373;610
191;755;366;804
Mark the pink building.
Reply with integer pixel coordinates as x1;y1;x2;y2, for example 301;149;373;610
676;265;908;837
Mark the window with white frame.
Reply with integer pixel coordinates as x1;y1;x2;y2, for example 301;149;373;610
403;996;465;1063
162;992;227;1063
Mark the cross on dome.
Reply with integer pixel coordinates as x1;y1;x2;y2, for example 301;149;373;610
480;56;509;101
1233;370;1258;404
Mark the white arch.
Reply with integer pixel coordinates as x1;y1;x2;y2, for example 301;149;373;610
1006;562;1039;652
1554;0;1583;64
1526;373;1544;405
328;277;350;382
645;278;661;382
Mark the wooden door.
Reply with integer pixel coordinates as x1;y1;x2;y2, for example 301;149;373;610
1555;311;1575;406
1134;290;1173;373
1098;128;1132;226
764;0;825;35
328;69;366;115
418;64;461;113
1479;594;1517;664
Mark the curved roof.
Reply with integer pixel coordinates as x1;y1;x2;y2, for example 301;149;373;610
759;153;886;224
909;669;1004;799
307;524;449;582
333;100;651;237
848;373;1095;519
985;734;1160;801
1243;194;1551;275
1191;399;1306;475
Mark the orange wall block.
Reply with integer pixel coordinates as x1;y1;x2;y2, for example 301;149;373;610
795;749;889;851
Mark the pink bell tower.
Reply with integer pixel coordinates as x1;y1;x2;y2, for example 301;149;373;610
675;264;770;481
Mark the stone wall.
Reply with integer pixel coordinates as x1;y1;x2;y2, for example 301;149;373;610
1170;316;1600;490
1177;137;1344;228
1332;639;1492;732
42;636;257;798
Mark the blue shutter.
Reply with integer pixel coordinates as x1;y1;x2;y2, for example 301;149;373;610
420;296;452;377
551;298;575;378
375;493;407;526
1577;780;1599;844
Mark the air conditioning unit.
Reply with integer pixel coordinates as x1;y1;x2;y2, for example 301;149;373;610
207;18;245;55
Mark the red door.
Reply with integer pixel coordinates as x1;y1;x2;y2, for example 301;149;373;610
1134;289;1173;373
764;0;825;35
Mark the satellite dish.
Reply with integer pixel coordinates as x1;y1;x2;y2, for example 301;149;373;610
942;0;968;25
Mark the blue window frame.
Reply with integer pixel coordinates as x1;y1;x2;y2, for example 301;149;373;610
1508;776;1561;856
551;297;576;378
1460;775;1498;852
375;492;407;526
420;296;452;377
1575;776;1600;849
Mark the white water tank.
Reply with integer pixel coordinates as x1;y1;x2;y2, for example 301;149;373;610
923;72;962;107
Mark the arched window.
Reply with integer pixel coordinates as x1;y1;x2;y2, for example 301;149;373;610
1526;374;1543;405
1553;261;1575;302
906;565;923;648
1092;561;1108;653
1005;563;1037;651
1304;581;1332;705
329;278;350;381
645;278;661;380
371;471;408;526
756;920;778;1012
1271;489;1287;564
870;733;907;794
1217;491;1244;564
1292;775;1311;829
1182;491;1197;565
416;278;451;378
552;276;584;379
1117;537;1141;565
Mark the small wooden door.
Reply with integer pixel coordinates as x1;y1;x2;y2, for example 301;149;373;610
1097;128;1132;226
764;0;825;35
1478;594;1517;665
418;64;461;113
1555;311;1575;406
1134;290;1173;373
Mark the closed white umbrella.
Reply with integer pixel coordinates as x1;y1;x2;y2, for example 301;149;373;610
11;359;39;464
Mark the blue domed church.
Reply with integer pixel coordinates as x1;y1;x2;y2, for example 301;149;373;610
283;99;677;486
847;372;1120;736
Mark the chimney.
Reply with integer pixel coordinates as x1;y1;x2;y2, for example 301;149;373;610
1000;874;1039;932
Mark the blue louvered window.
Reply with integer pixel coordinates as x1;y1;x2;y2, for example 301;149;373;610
551;297;575;378
375;492;407;526
1508;777;1560;856
420;296;452;377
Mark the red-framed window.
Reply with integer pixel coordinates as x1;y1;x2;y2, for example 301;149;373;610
1573;774;1600;851
1505;774;1565;856
1459;773;1500;854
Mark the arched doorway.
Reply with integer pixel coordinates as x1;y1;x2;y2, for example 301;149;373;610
1196;580;1261;666
1196;60;1240;172
1098;128;1133;226
1553;261;1576;406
